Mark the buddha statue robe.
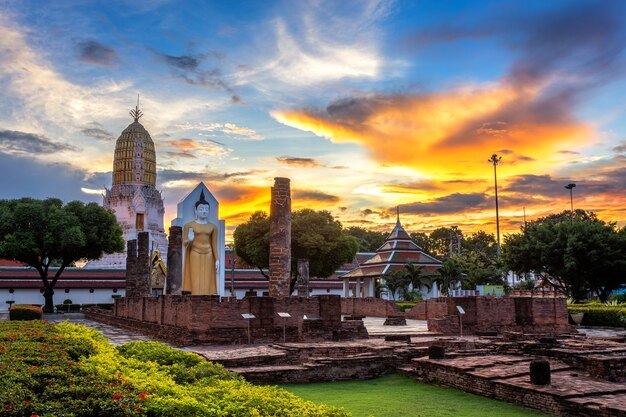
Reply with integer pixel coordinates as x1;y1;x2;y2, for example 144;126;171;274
182;220;218;295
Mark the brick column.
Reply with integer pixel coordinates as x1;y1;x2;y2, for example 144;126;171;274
125;239;138;297
136;231;151;296
166;226;183;295
269;177;291;297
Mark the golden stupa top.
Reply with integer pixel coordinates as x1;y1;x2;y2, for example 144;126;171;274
112;104;157;187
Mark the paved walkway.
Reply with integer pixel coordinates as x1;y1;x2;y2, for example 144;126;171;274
44;313;154;345
2;313;624;346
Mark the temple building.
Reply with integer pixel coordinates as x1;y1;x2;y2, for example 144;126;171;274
340;211;443;298
85;105;168;269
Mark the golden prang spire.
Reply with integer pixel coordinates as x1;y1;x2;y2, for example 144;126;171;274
129;94;143;122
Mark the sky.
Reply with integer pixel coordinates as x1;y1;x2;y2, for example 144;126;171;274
1;0;625;242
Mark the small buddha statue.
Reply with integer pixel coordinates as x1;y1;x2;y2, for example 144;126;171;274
182;190;219;295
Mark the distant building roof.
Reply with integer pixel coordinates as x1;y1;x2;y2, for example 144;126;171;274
340;217;442;279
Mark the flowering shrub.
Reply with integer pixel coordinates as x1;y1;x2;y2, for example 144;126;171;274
0;321;347;416
0;321;145;416
8;305;43;321
57;323;348;416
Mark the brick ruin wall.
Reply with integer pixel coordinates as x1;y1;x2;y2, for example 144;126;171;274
340;296;571;335
87;294;365;345
341;297;404;317
426;296;572;335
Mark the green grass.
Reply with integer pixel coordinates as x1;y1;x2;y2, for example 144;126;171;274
281;374;547;417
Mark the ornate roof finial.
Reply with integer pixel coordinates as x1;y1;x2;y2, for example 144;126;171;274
396;206;400;224
130;94;143;122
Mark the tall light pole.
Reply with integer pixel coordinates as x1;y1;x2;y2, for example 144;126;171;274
488;154;502;258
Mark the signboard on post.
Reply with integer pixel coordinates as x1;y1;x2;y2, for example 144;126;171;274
456;305;465;337
277;312;291;342
241;313;255;344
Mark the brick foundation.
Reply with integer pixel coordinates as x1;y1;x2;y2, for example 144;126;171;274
87;294;367;345
426;296;573;335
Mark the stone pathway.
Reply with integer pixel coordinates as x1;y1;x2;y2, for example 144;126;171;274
362;317;431;336
44;313;154;346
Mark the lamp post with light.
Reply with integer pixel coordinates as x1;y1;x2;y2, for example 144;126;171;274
488;154;502;258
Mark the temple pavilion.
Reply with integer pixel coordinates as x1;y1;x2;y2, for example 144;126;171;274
340;212;443;299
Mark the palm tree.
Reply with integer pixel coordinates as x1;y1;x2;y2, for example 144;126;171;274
380;270;408;300
403;263;431;296
435;260;463;296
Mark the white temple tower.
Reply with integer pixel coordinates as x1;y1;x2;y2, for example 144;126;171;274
85;104;168;269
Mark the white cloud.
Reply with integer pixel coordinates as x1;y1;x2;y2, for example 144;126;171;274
176;122;264;140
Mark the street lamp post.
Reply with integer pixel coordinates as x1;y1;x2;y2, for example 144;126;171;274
564;183;576;221
488;154;502;258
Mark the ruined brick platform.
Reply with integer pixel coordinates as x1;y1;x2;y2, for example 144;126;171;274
412;353;626;417
86;294;367;345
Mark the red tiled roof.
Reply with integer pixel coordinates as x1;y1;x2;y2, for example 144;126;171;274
341;220;442;279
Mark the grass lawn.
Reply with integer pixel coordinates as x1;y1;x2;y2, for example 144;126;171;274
281;374;547;417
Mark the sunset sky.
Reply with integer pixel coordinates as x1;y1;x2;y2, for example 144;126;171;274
1;0;625;242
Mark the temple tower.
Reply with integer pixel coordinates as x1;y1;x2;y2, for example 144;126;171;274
85;104;168;269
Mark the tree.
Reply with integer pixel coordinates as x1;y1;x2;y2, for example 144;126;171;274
233;209;359;294
344;226;387;252
380;263;431;301
403;263;430;294
233;211;270;279
503;210;626;301
380;270;406;301
435;256;464;295
462;230;498;264
414;227;464;259
0;198;124;312
410;232;432;254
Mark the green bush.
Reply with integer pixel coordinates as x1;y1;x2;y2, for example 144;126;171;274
568;305;626;328
395;301;417;312
9;305;43;321
610;293;626;304
0;321;142;416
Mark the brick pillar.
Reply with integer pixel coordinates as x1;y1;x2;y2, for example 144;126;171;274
269;177;291;297
166;226;183;295
136;232;151;296
125;239;138;297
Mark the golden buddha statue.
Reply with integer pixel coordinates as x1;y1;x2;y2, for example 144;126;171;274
182;190;219;295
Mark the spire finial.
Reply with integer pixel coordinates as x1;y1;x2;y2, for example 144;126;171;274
130;94;143;122
396;206;400;224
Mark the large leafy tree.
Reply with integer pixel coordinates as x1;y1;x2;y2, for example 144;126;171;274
233;211;270;279
233;209;359;294
344;226;387;252
503;210;626;301
0;198;124;312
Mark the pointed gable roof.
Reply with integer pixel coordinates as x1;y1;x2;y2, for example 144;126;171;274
340;216;442;279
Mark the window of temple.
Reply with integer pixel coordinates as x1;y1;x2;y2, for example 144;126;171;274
136;213;144;230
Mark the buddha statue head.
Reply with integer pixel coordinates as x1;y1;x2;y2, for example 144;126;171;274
194;190;210;222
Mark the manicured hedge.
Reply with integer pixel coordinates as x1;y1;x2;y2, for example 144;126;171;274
0;321;348;416
568;305;626;328
8;304;42;321
395;301;417;312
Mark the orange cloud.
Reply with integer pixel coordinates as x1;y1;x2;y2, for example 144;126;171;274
272;82;590;178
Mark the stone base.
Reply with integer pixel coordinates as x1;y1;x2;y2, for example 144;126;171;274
384;316;407;326
87;294;368;345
